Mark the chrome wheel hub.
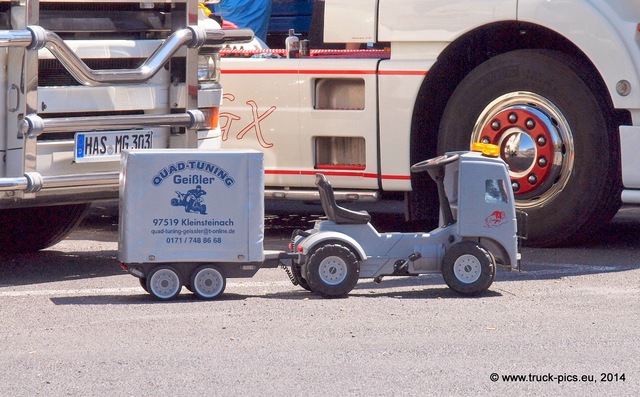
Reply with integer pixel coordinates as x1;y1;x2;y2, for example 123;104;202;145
472;92;574;206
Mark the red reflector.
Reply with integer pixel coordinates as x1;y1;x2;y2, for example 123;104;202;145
120;262;129;271
209;107;219;129
288;243;293;249
297;246;304;252
201;107;220;129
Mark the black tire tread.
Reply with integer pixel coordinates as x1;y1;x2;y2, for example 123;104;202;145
0;204;91;253
441;241;495;295
304;244;359;298
439;49;620;247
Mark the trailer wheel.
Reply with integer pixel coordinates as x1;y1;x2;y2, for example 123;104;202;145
439;49;620;247
291;262;312;291
190;265;226;299
305;244;359;298
0;204;90;253
441;242;495;295
146;265;182;300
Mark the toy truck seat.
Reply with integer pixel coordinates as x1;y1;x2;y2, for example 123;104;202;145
315;173;371;224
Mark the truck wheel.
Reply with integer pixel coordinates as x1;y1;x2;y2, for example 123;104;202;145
190;265;226;299
146;265;182;300
0;204;90;253
438;49;620;247
304;244;359;298
441;242;495;295
291;262;312;291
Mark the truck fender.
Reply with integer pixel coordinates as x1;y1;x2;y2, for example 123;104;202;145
518;1;640;110
298;230;367;261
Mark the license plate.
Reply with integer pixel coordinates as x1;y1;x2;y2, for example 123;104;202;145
74;130;153;162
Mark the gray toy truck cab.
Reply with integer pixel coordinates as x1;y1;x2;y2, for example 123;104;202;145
290;143;520;297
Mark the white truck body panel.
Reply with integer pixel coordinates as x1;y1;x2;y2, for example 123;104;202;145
377;0;517;42
518;0;640;111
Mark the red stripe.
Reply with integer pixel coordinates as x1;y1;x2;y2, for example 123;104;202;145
221;69;297;74
299;70;377;75
378;70;427;76
264;169;411;180
221;69;378;75
221;69;424;76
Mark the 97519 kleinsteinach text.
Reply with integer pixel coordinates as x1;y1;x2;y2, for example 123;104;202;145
181;218;234;227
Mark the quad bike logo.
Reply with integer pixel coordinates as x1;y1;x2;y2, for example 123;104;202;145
171;185;207;215
485;210;506;228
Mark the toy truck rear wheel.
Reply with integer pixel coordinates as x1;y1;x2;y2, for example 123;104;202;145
291;262;312;291
441;242;495;295
304;244;360;298
190;265;226;299
146;265;182;300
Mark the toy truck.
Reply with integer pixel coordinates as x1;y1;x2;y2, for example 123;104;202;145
289;143;520;297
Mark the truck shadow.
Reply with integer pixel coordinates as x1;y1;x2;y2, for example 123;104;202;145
0;249;121;287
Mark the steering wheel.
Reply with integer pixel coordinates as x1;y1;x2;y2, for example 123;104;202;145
411;153;460;173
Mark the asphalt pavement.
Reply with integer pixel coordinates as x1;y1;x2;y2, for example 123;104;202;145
0;203;638;396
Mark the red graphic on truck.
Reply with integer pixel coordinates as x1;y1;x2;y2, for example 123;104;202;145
485;210;506;228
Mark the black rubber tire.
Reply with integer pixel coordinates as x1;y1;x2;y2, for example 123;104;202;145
441;242;495;295
304;244;359;298
0;204;91;253
438;49;620;247
291;262;312;291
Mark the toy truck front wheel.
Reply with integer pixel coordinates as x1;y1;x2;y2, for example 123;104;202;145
304;243;360;298
441;242;496;295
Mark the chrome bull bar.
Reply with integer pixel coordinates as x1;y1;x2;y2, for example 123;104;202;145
0;0;253;199
0;25;253;86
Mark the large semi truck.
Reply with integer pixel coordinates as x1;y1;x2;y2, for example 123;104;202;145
0;0;251;253
217;0;640;247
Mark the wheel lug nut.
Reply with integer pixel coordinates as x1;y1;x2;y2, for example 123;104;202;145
537;136;547;146
528;174;538;185
508;113;518;124
491;120;501;131
481;137;491;144
526;118;535;129
512;182;520;192
538;157;547;167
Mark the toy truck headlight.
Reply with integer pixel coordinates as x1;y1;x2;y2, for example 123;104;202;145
198;53;220;82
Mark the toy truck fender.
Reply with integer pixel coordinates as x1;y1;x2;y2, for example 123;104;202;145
297;230;367;261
